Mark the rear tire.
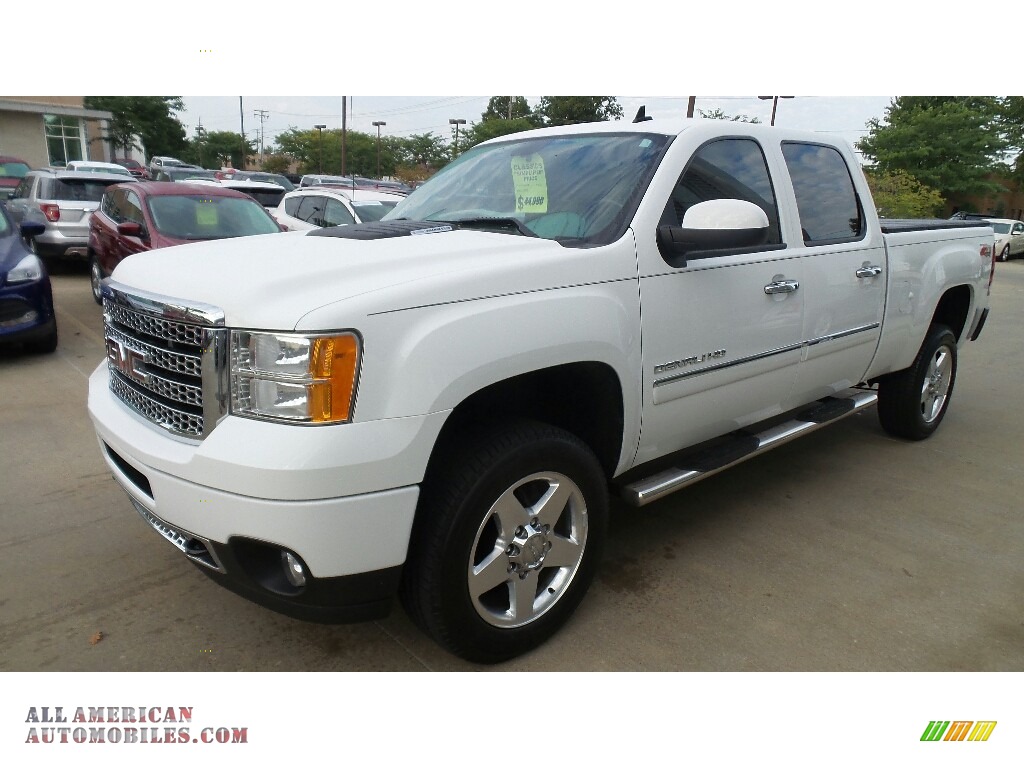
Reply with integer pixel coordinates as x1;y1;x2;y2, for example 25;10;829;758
400;421;608;663
877;324;957;440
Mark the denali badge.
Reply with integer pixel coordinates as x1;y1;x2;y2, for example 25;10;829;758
654;349;726;374
106;336;148;386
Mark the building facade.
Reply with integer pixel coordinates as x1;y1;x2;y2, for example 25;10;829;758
0;96;115;169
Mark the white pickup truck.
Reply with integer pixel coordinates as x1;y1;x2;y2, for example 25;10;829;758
88;117;994;663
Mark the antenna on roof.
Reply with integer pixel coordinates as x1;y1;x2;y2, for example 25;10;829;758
632;106;653;123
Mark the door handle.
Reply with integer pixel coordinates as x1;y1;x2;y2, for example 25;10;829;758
856;265;883;278
764;279;800;295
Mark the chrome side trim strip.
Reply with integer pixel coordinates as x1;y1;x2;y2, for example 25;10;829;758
653;323;880;387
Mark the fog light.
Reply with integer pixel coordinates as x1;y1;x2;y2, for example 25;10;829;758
281;550;307;588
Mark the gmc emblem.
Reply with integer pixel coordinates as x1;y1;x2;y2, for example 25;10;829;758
106;336;148;385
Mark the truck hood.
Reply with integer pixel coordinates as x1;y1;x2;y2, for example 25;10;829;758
109;226;590;330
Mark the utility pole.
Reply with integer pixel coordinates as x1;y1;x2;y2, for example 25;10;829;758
238;97;246;170
195;119;206;168
372;121;386;178
254;109;269;165
341;96;347;177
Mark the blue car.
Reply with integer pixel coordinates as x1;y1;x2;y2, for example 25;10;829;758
0;206;57;353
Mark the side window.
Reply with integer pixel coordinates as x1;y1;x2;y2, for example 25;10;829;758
662;138;781;245
284;196;302;217
12;177;32;199
1013;223;1024;236
123;190;144;225
296;196;324;226
782;142;863;244
105;190;127;223
323;198;355;227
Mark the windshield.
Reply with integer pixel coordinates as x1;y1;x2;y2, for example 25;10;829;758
351;199;399;222
147;195;281;240
247;173;295;191
76;166;133;176
236;187;286;208
167;169;217;181
385;132;671;244
991;222;1011;234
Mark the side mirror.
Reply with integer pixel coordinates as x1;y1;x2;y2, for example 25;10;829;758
657;199;769;265
20;221;46;239
117;221;145;239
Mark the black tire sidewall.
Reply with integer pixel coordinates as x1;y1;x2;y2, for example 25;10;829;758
878;324;957;440
406;422;608;663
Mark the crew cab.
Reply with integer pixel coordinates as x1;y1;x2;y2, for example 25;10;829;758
88;117;993;663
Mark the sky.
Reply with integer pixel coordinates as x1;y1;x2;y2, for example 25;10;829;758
178;95;896;158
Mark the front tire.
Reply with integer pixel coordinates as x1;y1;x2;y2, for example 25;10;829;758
877;324;957;440
89;256;104;305
998;245;1010;262
401;421;608;663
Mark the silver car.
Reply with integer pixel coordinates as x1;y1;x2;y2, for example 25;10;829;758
4;169;135;260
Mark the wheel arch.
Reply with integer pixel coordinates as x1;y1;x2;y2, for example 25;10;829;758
931;283;972;341
425;361;626;482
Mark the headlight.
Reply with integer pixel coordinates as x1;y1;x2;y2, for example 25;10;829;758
230;331;361;424
6;254;44;284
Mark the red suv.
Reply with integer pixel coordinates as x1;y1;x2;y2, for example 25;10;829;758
113;158;150;180
88;181;282;303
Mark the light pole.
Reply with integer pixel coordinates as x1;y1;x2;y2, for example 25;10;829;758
449;118;466;158
372;120;386;178
758;96;794;126
314;124;326;174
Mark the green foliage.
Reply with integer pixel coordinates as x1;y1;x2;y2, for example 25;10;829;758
261;154;291;174
482;97;540;124
183;131;254;170
537;97;623;126
856;97;1009;204
863;168;945;218
698;108;761;123
83;96;187;159
462;117;538;150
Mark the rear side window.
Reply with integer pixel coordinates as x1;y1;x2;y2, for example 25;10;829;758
323;198;355;227
662;138;781;246
782;142;863;244
284;196;302;216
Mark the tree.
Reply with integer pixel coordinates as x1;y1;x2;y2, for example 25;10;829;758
261;154;291;174
537;97;623;126
856;97;1009;205
83;97;187;159
462;117;538;150
183;131;253;170
481;96;540;124
698;108;761;123
863;168;945;219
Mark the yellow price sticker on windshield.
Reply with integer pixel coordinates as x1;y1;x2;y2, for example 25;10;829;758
195;204;218;227
511;154;548;213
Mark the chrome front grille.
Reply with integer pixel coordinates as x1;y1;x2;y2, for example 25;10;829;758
102;281;229;439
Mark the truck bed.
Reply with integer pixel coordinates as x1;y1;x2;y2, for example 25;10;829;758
879;218;987;234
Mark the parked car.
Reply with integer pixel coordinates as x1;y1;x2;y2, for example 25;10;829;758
231;171;296;192
88;181;283;303
352;176;412;195
987;218;1024;261
4;169;136;260
0;156;31;200
153;168;218;182
114;158;150;180
0;205;56;353
186;178;288;211
299;174;355;188
148;156;199;178
272;187;404;231
66;161;135;178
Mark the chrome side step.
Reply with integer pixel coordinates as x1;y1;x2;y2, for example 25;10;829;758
621;390;878;507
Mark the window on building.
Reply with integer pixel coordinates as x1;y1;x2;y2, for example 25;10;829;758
44;114;85;167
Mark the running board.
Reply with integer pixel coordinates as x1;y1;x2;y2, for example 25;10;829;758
620;390;878;507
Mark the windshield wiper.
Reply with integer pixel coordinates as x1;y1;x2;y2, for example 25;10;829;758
441;217;538;238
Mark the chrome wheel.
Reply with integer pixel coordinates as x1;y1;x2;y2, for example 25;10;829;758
468;471;588;629
920;344;952;423
90;258;103;304
999;245;1009;262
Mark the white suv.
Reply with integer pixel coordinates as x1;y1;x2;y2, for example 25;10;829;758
272;187;404;231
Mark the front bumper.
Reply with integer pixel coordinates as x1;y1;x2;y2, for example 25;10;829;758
0;276;55;345
88;362;449;622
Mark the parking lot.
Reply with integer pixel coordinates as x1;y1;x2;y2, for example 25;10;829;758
1;258;1022;672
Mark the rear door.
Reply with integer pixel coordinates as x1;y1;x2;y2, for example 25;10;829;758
780;142;886;402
